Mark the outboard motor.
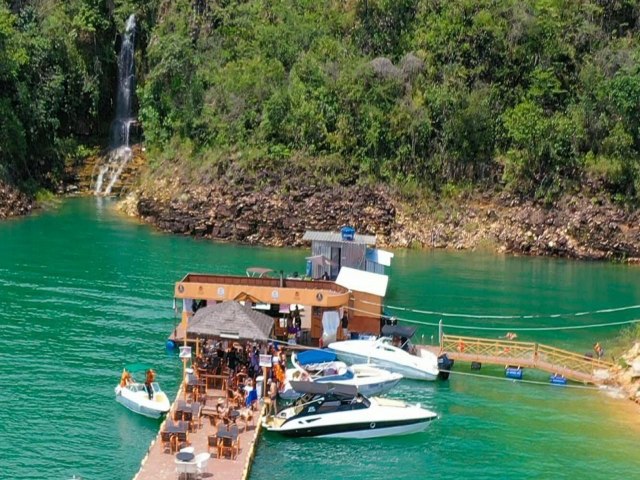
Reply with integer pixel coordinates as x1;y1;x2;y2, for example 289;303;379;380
437;353;454;380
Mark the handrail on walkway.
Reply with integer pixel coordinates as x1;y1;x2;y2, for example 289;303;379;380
440;334;614;383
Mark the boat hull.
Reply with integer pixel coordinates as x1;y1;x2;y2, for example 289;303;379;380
332;350;438;381
115;385;170;419
280;365;403;400
264;395;438;439
267;416;435;439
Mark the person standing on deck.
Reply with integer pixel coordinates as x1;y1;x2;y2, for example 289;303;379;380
594;342;605;359
145;369;155;399
341;313;349;340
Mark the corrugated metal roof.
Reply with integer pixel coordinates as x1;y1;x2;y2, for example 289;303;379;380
302;230;377;245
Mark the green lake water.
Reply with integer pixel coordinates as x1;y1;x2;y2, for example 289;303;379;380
1;198;639;479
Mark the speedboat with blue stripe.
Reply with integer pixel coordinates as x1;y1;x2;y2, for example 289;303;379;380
279;350;403;400
263;381;438;439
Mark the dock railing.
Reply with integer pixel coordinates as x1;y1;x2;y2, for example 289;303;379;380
440;334;615;384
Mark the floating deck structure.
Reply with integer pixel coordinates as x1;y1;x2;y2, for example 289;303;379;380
430;334;615;384
172;273;351;344
134;385;262;480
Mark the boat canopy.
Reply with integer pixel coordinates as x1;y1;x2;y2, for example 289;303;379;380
246;267;274;278
124;363;153;373
289;381;358;398
296;349;337;366
381;325;418;338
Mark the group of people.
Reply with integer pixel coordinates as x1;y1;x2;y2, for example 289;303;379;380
265;343;287;416
195;339;263;380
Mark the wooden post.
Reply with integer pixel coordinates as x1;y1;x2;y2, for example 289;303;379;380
262;366;268;399
438;319;443;347
182;309;188;400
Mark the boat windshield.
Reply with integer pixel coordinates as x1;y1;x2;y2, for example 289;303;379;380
293;393;369;418
151;382;162;393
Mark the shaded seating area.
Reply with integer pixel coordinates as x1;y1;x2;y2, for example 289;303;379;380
161;420;190;454
211;423;240;460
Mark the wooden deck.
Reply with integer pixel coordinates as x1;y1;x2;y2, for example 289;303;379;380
133;386;262;480
429;334;615;384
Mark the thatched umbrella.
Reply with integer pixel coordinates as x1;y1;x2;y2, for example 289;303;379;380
187;301;274;342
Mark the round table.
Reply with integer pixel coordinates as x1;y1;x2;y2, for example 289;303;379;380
176;451;195;462
228;410;240;422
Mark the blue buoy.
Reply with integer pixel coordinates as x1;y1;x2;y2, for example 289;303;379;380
505;365;523;380
550;374;567;385
165;340;176;350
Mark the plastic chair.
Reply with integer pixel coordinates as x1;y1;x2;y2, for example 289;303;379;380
194;452;210;477
175;458;198;480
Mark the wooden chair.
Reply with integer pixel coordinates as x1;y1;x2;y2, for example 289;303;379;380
169;434;180;454
219;435;236;460
216;424;230;459
239;407;254;431
160;431;173;453
207;434;218;455
229;424;240;459
191;402;203;430
182;409;193;425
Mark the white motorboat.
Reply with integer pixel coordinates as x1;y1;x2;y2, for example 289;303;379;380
279;350;403;400
114;364;171;419
263;381;438;438
328;325;439;381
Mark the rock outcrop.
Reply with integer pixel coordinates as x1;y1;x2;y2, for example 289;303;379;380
0;181;32;219
120;167;640;261
612;342;640;404
393;192;640;261
126;173;395;247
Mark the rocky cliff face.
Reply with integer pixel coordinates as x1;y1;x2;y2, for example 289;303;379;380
119;166;640;261
0;181;32;219
123;173;395;247
612;342;640;404
393;191;640;261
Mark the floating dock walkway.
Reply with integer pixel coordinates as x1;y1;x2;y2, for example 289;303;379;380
430;334;615;384
133;385;262;480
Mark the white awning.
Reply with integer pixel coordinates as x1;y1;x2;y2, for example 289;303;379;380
365;248;394;267
335;267;389;297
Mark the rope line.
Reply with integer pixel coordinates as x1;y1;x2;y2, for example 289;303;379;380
439;369;611;392
358;299;640;321
345;305;640;331
267;338;612;392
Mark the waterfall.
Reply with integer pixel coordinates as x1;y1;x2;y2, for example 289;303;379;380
95;14;136;196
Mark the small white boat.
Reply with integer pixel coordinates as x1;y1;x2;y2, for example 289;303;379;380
279;350;403;400
264;381;437;438
114;364;171;419
328;325;439;381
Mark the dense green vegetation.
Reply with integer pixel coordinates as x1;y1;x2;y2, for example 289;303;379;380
139;0;640;201
0;0;153;190
3;0;640;202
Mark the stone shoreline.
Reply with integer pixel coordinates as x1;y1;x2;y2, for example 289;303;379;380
0;181;32;219
3;158;640;262
116;173;640;262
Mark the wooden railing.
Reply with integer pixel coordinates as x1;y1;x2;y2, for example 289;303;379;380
440;334;615;383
